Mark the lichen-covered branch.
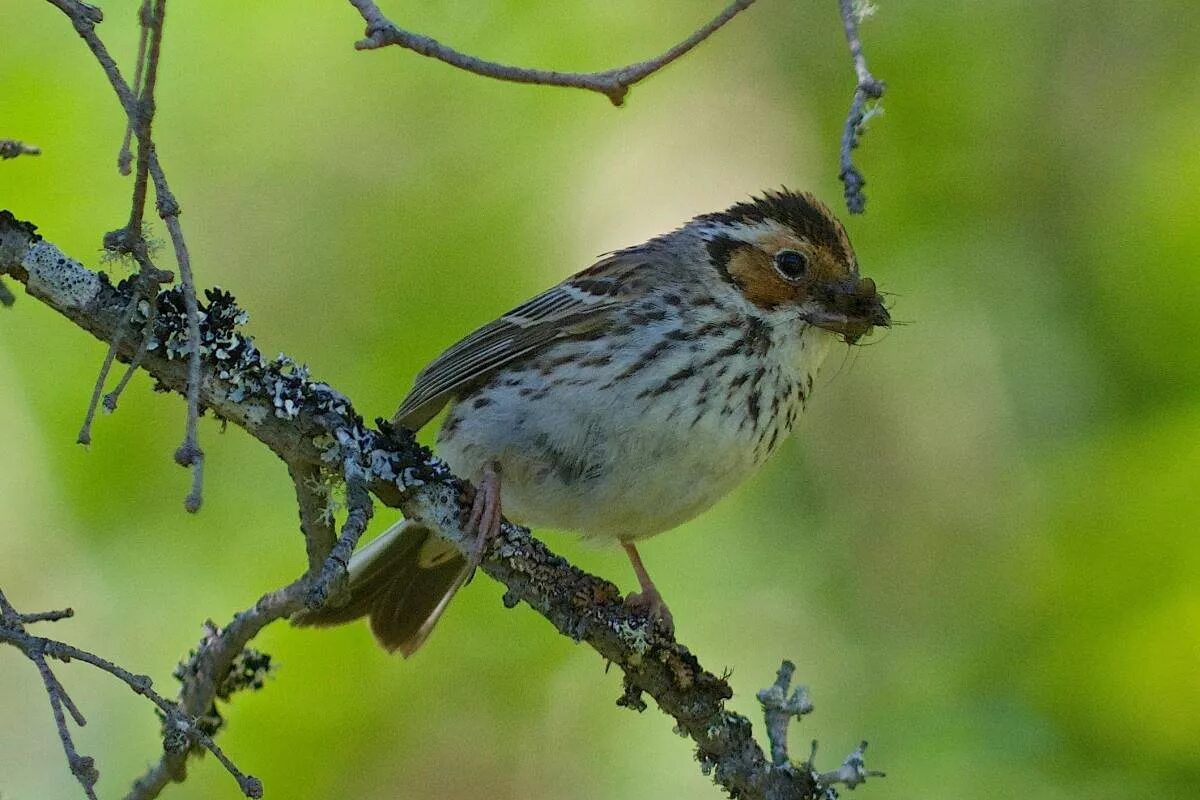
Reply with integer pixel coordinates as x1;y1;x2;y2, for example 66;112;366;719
346;0;758;107
125;583;300;799
757;660;814;768
1;211;880;799
289;461;339;575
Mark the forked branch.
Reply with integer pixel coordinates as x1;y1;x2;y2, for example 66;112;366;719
0;589;263;799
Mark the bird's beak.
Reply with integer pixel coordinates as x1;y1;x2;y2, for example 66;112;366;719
801;275;890;344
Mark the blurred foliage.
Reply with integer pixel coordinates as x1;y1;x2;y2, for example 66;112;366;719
2;1;1198;798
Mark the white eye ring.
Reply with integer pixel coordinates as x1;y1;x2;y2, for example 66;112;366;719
773;249;809;280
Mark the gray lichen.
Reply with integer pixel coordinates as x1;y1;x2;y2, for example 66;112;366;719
23;241;102;308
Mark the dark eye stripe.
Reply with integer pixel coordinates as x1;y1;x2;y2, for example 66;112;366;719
705;235;743;287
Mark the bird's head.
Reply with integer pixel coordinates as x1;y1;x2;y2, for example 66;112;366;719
697;189;890;344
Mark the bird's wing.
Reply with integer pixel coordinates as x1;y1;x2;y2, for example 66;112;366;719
393;253;643;430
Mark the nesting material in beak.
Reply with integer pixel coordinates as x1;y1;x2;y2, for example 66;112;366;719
804;275;890;344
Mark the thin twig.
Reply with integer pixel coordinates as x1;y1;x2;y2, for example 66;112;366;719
161;211;205;513
0;139;42;159
0;276;14;306
19;607;76;624
1;587;263;800
124;0;164;242
347;0;758;106
41;661;89;727
77;293;140;444
104;297;157;412
45;0;206;511
0;589;99;798
810;740;886;788
126;581;305;799
289;461;339;576
44;1;140;116
120;1;205;497
117;2;152;176
34;659;99;799
306;464;373;609
836;0;886;214
757;660;814;767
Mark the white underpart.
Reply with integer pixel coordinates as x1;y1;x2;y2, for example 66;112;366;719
436;287;837;543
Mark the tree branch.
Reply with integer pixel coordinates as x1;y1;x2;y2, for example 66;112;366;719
757;660;814;768
44;0;205;510
345;0;758;106
1;211;880;799
289;460;339;575
125;584;298;799
0;138;42;159
836;0;886;213
0;588;262;799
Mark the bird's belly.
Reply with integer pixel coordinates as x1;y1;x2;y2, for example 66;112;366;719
436;369;788;542
514;413;758;542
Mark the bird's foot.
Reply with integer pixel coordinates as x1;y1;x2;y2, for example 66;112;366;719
621;540;674;634
624;585;675;635
463;461;502;569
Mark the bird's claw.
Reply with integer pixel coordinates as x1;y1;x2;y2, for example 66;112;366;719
463;461;502;569
625;587;675;636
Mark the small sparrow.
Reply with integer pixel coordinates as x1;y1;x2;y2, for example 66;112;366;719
295;189;889;655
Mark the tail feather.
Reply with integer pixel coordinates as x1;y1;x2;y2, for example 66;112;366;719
292;519;471;657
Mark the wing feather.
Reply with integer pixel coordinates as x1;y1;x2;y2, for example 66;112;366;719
393;256;640;430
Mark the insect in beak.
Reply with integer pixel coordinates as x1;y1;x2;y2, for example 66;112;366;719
801;275;891;344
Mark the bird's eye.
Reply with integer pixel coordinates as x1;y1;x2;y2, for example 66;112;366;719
773;250;809;280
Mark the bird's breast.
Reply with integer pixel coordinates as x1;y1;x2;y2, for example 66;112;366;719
436;311;832;541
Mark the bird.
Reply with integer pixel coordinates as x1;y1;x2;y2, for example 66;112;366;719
293;189;890;656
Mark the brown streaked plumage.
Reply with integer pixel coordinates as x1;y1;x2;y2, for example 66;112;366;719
294;189;890;654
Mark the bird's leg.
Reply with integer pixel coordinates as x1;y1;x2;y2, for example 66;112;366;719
622;541;674;634
464;460;502;568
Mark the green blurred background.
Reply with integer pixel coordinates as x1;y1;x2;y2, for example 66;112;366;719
2;1;1198;798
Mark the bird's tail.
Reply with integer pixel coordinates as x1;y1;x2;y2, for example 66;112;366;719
292;519;471;657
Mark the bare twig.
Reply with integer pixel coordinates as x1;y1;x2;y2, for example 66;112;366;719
346;0;758;106
0;588;262;800
289;461;339;575
44;1;129;106
45;0;207;512
77;294;141;444
104;297;157;412
305;467;373;610
0;276;16;306
836;0;886;214
0;589;98;799
123;0;165;244
161;210;205;513
0;139;42;159
811;740;886;788
18;606;76;624
757;660;814;767
117;2;153;175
